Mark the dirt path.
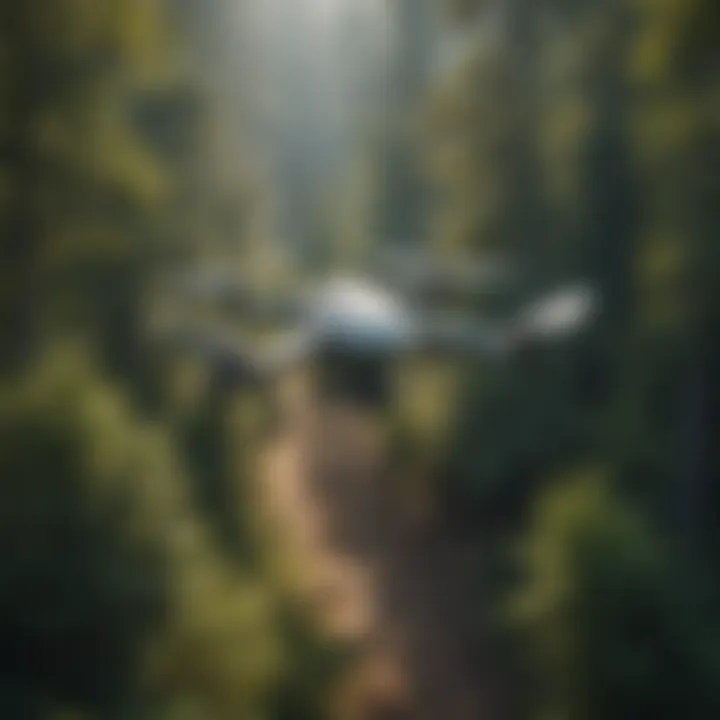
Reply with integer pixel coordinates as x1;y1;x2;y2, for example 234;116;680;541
256;372;499;720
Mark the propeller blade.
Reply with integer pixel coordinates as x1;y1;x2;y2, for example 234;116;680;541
517;283;600;340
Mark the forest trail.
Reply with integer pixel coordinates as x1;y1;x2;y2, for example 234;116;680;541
256;371;500;720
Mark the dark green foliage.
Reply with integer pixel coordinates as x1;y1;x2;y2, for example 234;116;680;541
268;602;355;720
0;3;337;718
2;0;717;717
179;387;256;565
507;474;720;720
425;0;720;716
0;351;168;717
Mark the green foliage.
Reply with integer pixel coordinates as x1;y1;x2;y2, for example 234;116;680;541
0;0;180;382
2;0;717;717
266;601;355;720
507;471;720;720
0;346;168;716
426;0;720;715
2;1;342;715
0;344;302;719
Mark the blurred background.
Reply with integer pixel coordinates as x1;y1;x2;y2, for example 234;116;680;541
1;1;718;718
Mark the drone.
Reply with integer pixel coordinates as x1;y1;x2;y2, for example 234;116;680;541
151;248;599;405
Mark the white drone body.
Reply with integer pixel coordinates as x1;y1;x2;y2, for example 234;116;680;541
156;254;599;384
309;278;420;354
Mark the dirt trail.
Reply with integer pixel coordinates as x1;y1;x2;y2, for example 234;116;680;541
257;372;499;720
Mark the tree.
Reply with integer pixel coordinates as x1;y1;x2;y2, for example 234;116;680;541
0;4;338;718
508;471;720;720
427;0;720;716
0;1;173;376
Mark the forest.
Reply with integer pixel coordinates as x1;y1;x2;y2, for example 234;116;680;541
0;1;718;719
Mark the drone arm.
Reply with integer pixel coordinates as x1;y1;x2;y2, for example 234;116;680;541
415;283;599;360
417;314;513;359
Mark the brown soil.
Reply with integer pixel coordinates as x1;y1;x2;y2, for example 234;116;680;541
256;371;500;720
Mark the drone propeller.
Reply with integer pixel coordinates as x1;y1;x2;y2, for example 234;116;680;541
415;282;599;359
515;282;599;341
